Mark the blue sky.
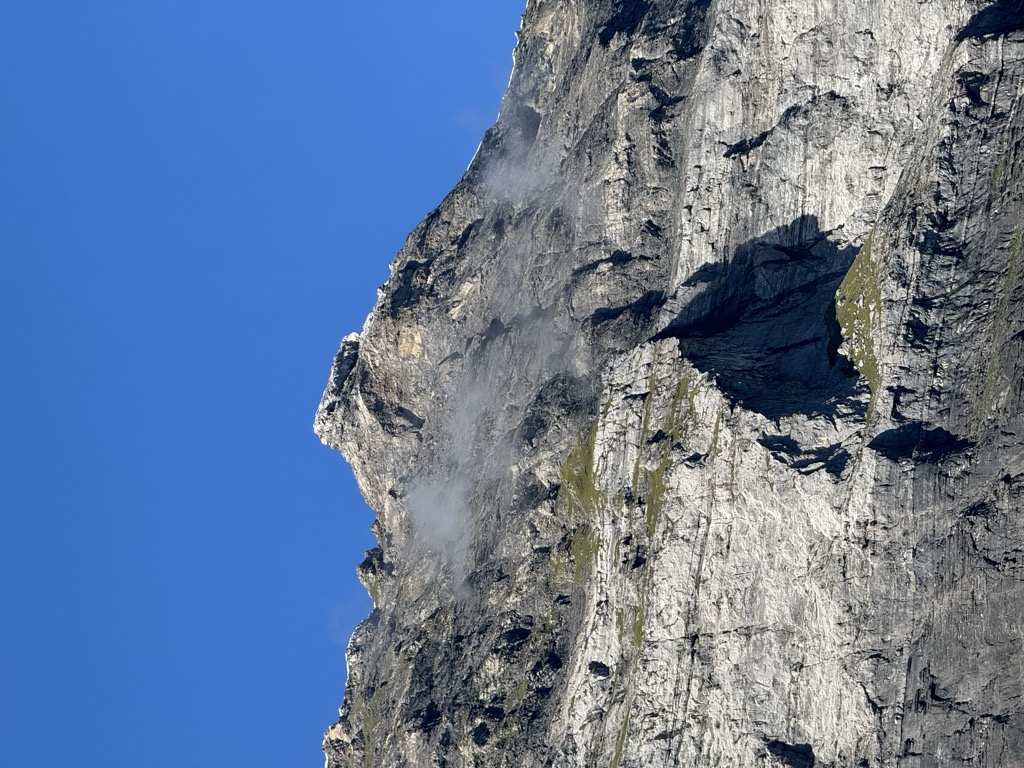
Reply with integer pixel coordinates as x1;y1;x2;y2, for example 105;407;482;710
0;2;523;765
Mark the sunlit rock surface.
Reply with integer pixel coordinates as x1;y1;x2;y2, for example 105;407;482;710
315;1;1024;765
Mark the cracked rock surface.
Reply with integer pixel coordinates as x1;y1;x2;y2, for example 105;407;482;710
315;1;1024;765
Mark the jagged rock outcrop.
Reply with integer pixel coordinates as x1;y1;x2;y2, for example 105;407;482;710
315;1;1024;765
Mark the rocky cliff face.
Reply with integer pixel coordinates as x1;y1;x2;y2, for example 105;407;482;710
315;1;1024;765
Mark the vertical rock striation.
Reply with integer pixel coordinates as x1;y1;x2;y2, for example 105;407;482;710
315;1;1024;765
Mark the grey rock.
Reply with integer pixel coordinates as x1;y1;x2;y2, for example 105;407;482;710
315;1;1024;765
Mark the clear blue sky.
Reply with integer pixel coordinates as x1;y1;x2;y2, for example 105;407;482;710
0;3;523;765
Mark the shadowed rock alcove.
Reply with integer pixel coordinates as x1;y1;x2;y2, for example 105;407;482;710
655;215;862;419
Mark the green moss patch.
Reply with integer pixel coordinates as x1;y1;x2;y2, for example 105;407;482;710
570;525;601;583
835;234;883;408
559;423;604;519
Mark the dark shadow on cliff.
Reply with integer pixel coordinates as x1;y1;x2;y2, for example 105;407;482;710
957;0;1024;40
598;0;651;47
654;215;862;419
868;423;975;463
765;739;815;768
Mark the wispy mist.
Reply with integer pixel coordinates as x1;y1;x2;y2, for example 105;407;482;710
402;97;581;580
406;310;575;577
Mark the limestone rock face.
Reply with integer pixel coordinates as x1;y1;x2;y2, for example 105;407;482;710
315;1;1024;766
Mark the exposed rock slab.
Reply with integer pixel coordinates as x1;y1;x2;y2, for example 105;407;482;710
316;2;1024;765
